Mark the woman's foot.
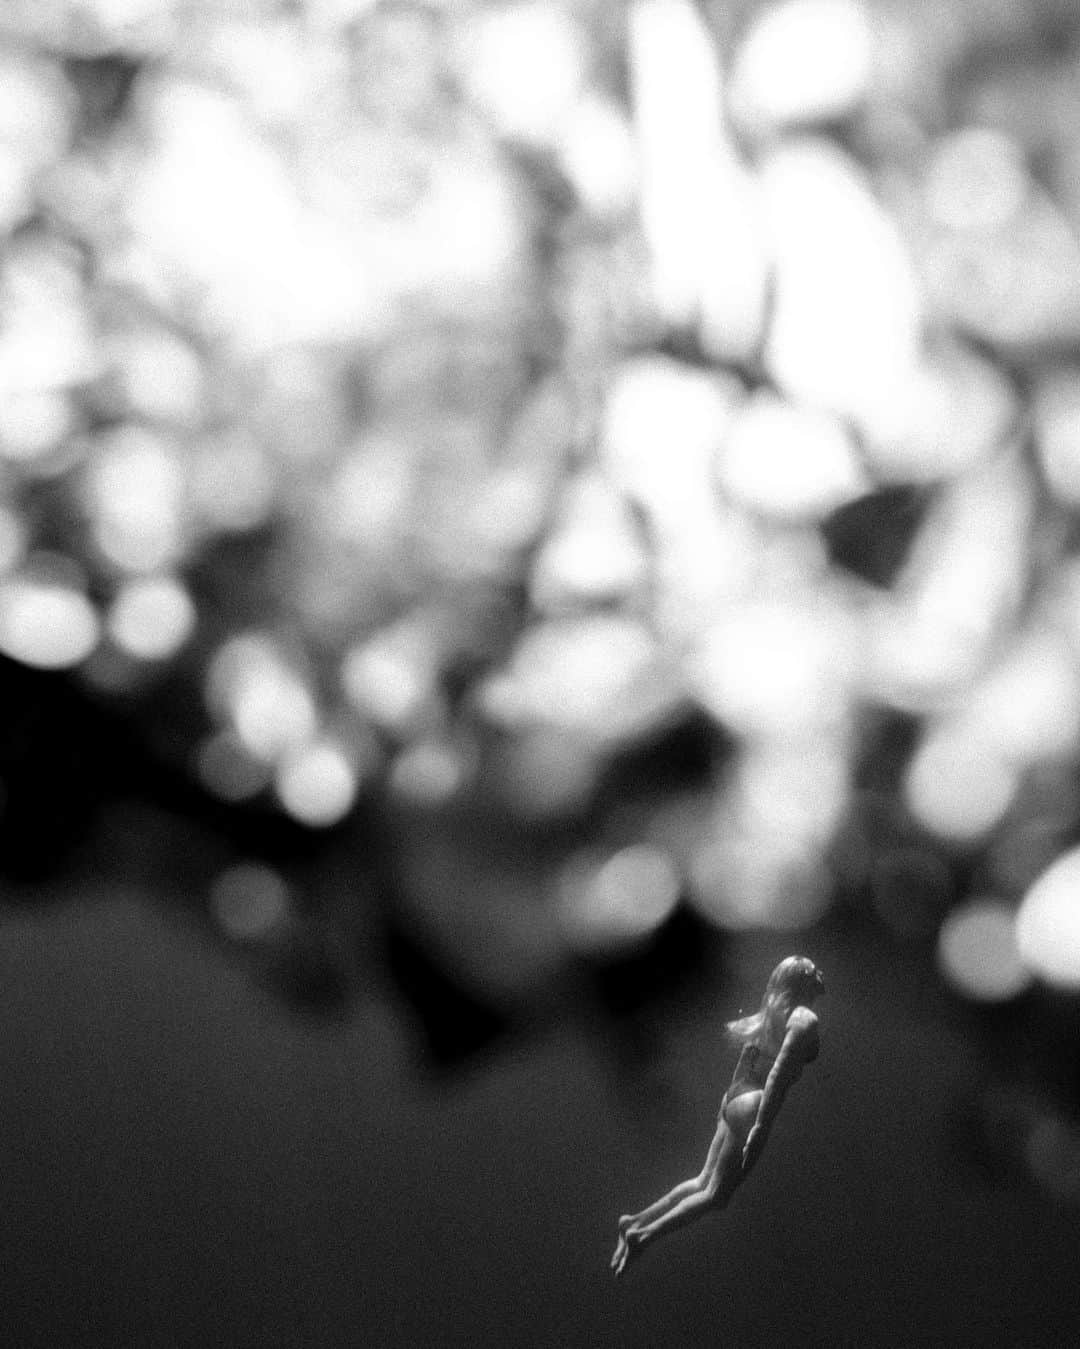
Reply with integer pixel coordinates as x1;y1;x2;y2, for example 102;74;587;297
611;1214;635;1273
611;1227;642;1277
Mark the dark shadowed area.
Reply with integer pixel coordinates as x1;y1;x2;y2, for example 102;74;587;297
2;877;1079;1348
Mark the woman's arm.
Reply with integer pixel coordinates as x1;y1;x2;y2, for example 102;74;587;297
740;1007;819;1176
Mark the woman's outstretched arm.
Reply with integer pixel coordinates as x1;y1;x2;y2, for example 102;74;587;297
741;1007;819;1177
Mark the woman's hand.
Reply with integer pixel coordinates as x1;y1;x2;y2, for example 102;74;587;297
741;1122;768;1175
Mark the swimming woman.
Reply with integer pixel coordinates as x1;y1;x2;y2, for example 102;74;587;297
611;955;825;1277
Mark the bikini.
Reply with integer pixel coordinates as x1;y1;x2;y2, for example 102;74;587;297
722;1042;775;1111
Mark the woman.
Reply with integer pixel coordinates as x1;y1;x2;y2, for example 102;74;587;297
611;955;825;1277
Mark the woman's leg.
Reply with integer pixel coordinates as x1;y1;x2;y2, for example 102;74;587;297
612;1118;730;1269
618;1120;726;1225
612;1176;703;1270
614;1092;762;1275
617;1179;700;1233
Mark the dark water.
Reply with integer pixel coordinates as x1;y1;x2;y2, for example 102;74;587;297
2;889;1078;1349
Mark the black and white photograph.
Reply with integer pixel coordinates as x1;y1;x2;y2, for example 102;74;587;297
1;1;1079;1344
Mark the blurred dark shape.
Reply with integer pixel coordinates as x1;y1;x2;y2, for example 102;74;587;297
871;845;954;941
853;708;922;795
947;1081;1039;1185
949;1074;1080;1207
0;654;114;882
383;916;510;1067
822;483;932;587
63;53;140;136
582;903;719;1018
599;705;732;806
1027;1112;1080;1204
265;916;355;1017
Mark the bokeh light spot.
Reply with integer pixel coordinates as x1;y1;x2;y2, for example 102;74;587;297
729;0;874;136
716;391;867;522
210;862;290;943
529;472;647;612
905;724;1019;842
85;427;185;572
692;595;855;736
1016;848;1080;989
207;634;318;763
0;572;100;670
1033;367;1080;509
0;388;75;462
937;898;1032;1002
195;731;272;805
341;630;438;737
189;432;277;534
924;127;1030;232
460;1;586;145
602;358;739;530
388;738;471;808
690;828;833;930
761;138;922;431
556;94;638;218
558;844;681;955
275;739;358;828
107;574;196;661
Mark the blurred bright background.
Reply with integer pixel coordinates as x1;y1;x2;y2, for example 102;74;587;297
2;0;1080;1344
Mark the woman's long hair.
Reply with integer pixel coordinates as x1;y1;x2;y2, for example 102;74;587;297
726;956;821;1052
